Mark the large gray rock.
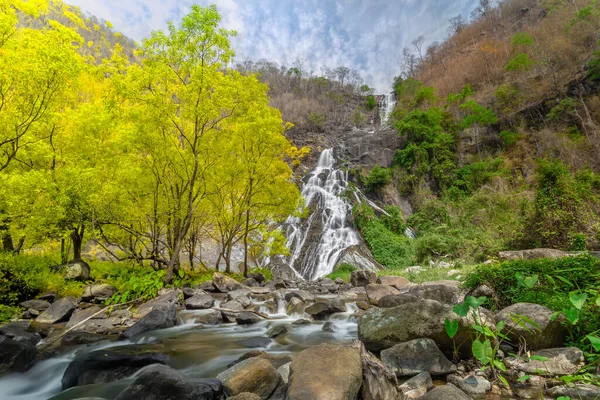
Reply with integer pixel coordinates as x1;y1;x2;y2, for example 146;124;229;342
497;303;568;350
0;336;37;374
0;321;41;346
378;293;421;308
217;357;280;399
61;345;170;389
284;290;314;303
61;331;106;346
19;299;50;312
304;299;345;320
66;305;104;329
420;384;470;400
81;284;117;302
351;270;377;287
228;393;261;400
505;347;584;376
358;299;495;356
229;350;293;370
380;338;456;376
115;364;223;400
410;280;464;305
399;372;433;399
548;384;600;400
228;289;252;307
64;260;91;280
358;343;400;400
135;290;180;319
236;312;261;325
449;375;492;396
366;284;400;306
121;304;177;338
36;297;78;324
213;273;245;293
499;248;569;261
376;276;411;289
287;344;362;400
184;293;214;310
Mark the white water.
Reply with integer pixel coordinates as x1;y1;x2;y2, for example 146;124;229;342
284;149;360;280
379;92;397;124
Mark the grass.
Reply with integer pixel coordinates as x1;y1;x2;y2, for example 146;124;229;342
326;263;357;282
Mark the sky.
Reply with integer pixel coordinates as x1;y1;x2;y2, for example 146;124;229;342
68;0;479;92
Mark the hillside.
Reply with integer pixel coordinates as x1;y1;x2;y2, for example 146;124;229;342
351;0;600;269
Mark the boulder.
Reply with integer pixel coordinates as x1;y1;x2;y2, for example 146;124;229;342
322;321;335;332
66;305;104;330
448;375;492;396
277;362;291;384
548;384;600;400
38;292;58;302
319;278;337;292
284;290;314;303
236;312;261;325
499;248;569;261
304;300;345;320
286;297;305;315
497;303;568;349
217;357;280;399
76;316;130;335
378;293;421;308
287;344;362;400
228;394;261;400
115;364;223;400
184;294;214;310
380;338;456;376
292;319;311;326
351;270;377;287
62;345;170;389
189;309;224;325
81;284;117;302
504;347;584;376
61;331;106;346
421;385;471;400
121;304;177;338
0;321;41;346
242;278;260;287
64;260;91;280
213;273;245;293
235;337;272;348
228;289;252;308
229;350;293;369
248;273;266;284
376;275;411;289
135;290;180;319
366;284;401;306
358;342;399;400
19;299;50;312
266;324;288;338
411;280;463;305
358;299;495;355
221;300;245;311
35;296;78;325
0;336;37;374
399;372;433;399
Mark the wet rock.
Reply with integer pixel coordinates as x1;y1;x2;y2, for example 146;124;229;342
61;331;106;346
376;275;411;289
36;297;78;325
548;384;600;400
184;293;214;310
304;299;345;320
292;319;311;326
499;248;569;261
420;384;470;399
380;338;457;376
286;297;305;315
19;299;50;312
497;303;568;350
358;299;495;355
188;309;223;325
221;300;245;311
0;321;41;346
319;278;337;292
505;347;584;376
198;281;217;292
242;278;260;287
358;342;399;400
217;357;280;399
0;336;37;374
248;273;266;284
399;371;433;399
236;312;261;325
121;304;177;338
235;337;272;348
322;321;335;332
351;270;377;287
366;284;400;306
115;364;223;400
284;290;314;303
277;362;291;384
334;278;345;285
62;345;170;389
449;374;492;396
77;316;130;335
287;344;362;400
64;260;91;280
378;293;421;308
38;292;58;302
266;324;288;338
81;284;117;303
135;290;180;319
66;306;104;329
213;273;245;293
182;287;205;299
229;350;293;369
356;300;372;310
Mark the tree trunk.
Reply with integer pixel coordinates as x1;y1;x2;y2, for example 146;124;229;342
70;225;85;261
243;209;250;278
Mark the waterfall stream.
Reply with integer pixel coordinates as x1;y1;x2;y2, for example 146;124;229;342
283;149;360;280
379;92;397;124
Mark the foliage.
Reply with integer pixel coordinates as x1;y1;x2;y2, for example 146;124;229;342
510;32;534;47
499;130;520;148
459;100;498;129
450;158;506;196
589;47;600;80
548;98;578;121
505;53;534;71
380;206;407;235
365;95;376;110
494;84;521;113
326;263;357;282
0;305;21;323
309;113;327;129
363;165;392;192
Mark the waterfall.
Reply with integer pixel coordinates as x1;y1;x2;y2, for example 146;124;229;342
379;92;397;124
283;148;360;280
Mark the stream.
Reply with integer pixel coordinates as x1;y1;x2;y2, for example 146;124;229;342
0;296;359;400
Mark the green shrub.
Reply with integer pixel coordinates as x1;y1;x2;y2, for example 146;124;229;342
0;305;21;323
450;158;506;196
326;263;357;282
413;232;463;262
363;165;392;192
494;84;521;113
365;95;376;110
505;53;534;71
381;206;407;235
500;130;520;147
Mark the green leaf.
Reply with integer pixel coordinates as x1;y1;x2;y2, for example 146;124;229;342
445;318;459;339
596;297;600;307
465;296;487;309
177;268;185;279
587;335;600;352
556;396;571;400
493;359;507;372
569;291;588;310
498;374;510;388
517;375;532;382
472;338;492;365
523;274;538;288
555;275;575;288
453;302;470;317
564;307;580;325
510;313;541;333
530;355;549;362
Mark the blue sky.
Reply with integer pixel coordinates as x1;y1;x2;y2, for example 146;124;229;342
68;0;479;92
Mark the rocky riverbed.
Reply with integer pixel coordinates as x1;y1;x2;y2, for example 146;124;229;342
0;270;598;400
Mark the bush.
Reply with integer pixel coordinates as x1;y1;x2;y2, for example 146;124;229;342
365;95;376;110
0;305;21;323
326;263;357;282
363;165;392;192
499;130;520;147
505;53;534;71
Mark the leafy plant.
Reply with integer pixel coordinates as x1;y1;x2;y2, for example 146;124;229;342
505;53;534;71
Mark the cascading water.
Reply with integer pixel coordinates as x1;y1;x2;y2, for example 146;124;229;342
379;92;397;124
283;148;360;280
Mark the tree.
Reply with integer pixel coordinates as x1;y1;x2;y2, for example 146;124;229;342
449;15;466;34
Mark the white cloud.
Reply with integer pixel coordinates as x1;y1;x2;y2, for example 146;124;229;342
68;0;480;92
